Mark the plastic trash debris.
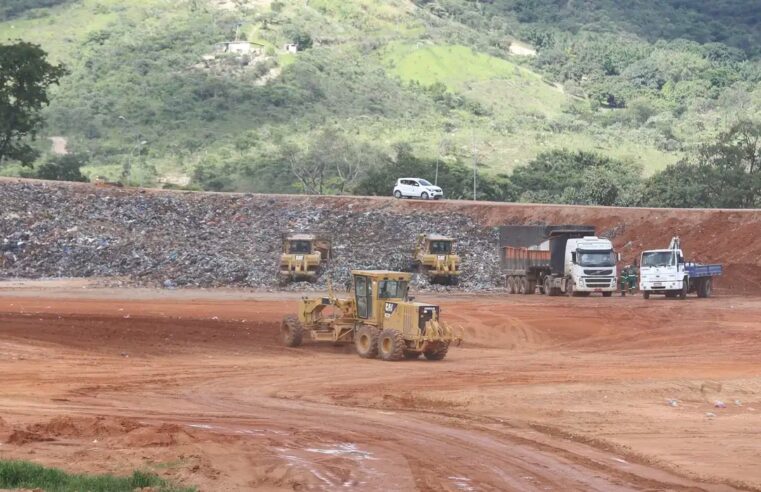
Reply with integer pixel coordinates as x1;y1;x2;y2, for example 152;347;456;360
714;400;727;408
0;180;508;291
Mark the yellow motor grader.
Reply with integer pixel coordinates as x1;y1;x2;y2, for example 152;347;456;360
412;234;461;285
281;270;461;361
279;233;331;283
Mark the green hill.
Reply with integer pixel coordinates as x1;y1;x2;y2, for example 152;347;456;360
1;0;759;195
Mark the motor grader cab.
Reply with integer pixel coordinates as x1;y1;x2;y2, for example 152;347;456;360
279;234;331;283
413;234;461;285
280;270;461;361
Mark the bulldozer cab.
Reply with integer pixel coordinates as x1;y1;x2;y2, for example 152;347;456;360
351;271;411;322
416;234;455;256
429;238;453;254
286;239;312;254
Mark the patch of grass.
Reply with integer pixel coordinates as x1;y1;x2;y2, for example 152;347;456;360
383;43;540;90
0;460;195;492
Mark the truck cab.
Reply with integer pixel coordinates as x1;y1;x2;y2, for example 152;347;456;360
639;247;685;296
566;236;619;295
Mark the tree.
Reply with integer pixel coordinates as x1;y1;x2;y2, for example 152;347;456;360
698;120;760;208
511;150;644;206
0;42;67;166
644;120;761;208
35;153;88;182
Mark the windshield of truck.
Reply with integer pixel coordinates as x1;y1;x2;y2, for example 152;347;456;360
419;179;433;186
378;280;408;299
577;250;616;267
288;240;312;254
429;240;452;254
641;251;674;267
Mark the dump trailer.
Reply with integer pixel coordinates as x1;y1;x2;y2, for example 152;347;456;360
279;233;331;283
281;270;461;361
640;237;722;299
500;225;619;297
412;234;461;285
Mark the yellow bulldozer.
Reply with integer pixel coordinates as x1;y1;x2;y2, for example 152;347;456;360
412;234;461;285
279;233;331;283
281;270;461;361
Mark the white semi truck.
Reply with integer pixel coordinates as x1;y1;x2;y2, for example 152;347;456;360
639;237;722;299
501;225;619;297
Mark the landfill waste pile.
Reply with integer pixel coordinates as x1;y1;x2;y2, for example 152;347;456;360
0;181;503;290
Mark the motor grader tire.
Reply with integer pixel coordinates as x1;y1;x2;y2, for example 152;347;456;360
378;329;406;361
281;316;303;347
424;342;449;361
355;325;379;359
404;351;421;360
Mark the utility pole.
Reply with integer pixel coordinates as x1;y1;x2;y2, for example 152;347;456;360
471;129;478;201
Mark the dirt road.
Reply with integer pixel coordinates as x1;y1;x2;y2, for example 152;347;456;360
0;284;759;491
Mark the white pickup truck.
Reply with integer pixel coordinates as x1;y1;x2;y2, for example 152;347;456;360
639;237;722;299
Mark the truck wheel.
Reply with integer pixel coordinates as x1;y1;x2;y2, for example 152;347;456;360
602;291;612;298
281;316;303;347
697;278;712;298
543;277;553;296
424;342;449;361
679;279;688;300
506;276;515;294
528;280;537;295
643;291;650;300
704;278;712;298
566;279;574;297
378;329;405;361
519;277;529;294
355;325;379;358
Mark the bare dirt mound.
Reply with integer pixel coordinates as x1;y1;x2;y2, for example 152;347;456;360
0;312;283;355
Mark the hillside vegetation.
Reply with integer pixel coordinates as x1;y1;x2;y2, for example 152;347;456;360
0;0;759;203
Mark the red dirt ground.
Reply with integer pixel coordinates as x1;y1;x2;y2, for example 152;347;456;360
0;283;760;491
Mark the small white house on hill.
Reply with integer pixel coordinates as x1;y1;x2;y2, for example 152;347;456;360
215;41;264;55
